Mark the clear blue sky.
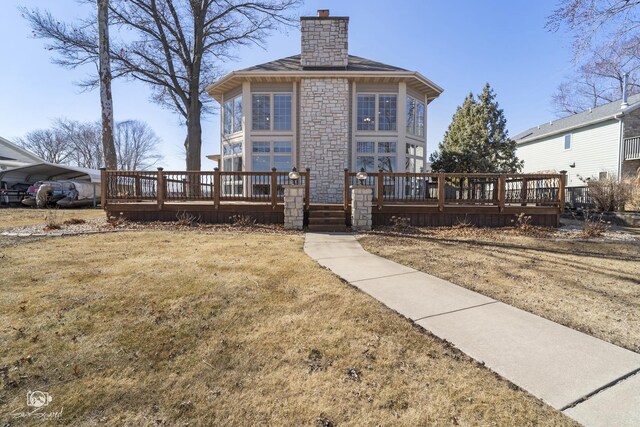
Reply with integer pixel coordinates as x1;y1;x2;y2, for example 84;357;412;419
0;0;573;170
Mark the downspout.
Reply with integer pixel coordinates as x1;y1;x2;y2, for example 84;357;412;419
615;112;624;180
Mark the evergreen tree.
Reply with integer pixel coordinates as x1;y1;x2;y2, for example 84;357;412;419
430;83;523;173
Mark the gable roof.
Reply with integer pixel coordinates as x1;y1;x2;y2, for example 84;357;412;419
240;54;409;73
0;136;44;164
513;93;640;144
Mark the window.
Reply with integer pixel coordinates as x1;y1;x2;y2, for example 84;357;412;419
221;142;243;171
406;143;425;172
223;95;242;135
357;95;376;130
378;95;397;130
356;141;397;172
252;93;292;131
406;96;425;137
564;134;572;150
273;94;292;130
252;141;292;171
357;94;397;131
252;95;270;130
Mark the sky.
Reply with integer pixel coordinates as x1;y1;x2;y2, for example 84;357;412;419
0;0;574;170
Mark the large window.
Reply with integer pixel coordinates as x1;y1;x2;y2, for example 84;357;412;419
223;95;242;135
406;96;425;137
252;141;292;171
252;93;292;131
357;94;397;131
406;143;425;172
356;141;397;172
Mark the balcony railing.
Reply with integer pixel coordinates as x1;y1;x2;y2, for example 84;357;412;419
624;136;640;160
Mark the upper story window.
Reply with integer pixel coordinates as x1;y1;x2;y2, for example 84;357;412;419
406;96;425;137
564;134;572;150
223;95;243;135
252;93;292;131
357;94;397;131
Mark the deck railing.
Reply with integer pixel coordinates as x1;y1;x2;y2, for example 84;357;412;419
344;170;565;212
101;168;310;209
624;136;640;160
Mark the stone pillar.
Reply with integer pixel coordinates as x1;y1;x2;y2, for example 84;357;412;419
351;186;373;231
284;185;305;230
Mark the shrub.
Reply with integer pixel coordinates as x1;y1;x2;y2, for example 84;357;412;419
387;216;417;233
229;214;256;227
580;212;608;238
63;218;86;225
586;176;635;212
176;211;200;227
43;210;62;231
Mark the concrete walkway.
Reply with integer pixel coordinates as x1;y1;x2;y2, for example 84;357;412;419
304;232;640;427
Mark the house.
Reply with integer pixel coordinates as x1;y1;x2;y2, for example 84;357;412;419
205;9;443;203
513;94;640;188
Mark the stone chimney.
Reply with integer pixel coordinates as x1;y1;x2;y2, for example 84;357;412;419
300;10;349;69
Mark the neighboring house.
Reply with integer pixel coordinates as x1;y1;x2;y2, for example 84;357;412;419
0;135;44;170
205;9;443;203
513;94;640;188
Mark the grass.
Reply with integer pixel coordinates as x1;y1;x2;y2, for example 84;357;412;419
359;227;640;353
0;208;104;230
0;231;575;426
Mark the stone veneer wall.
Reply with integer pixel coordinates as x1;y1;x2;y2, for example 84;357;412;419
300;18;348;68
299;78;350;203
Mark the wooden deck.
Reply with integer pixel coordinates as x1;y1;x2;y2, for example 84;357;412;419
101;169;565;227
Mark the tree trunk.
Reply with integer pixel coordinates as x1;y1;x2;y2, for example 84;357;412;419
97;0;117;169
185;98;202;171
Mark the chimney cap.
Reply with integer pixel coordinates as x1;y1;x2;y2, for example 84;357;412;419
317;9;329;17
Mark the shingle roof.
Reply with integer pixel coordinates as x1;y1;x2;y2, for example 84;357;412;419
240;54;408;73
513;93;640;143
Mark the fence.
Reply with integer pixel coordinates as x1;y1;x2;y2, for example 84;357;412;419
344;170;564;212
102;168;310;209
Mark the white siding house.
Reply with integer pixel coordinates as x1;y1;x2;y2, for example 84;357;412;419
514;94;640;188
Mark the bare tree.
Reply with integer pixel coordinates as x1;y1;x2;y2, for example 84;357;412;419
15;129;71;164
114;120;163;170
548;1;640;115
97;0;118;169
23;0;301;171
57;119;104;169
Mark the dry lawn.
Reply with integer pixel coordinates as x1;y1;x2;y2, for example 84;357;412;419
360;228;640;353
0;208;105;230
0;231;574;426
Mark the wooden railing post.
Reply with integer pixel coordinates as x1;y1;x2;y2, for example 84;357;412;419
520;178;528;206
343;168;350;212
305;167;311;210
498;174;506;212
270;167;278;209
558;171;567;214
156;167;164;209
213;167;221;209
377;169;384;210
100;167;107;209
437;172;445;212
135;174;142;201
